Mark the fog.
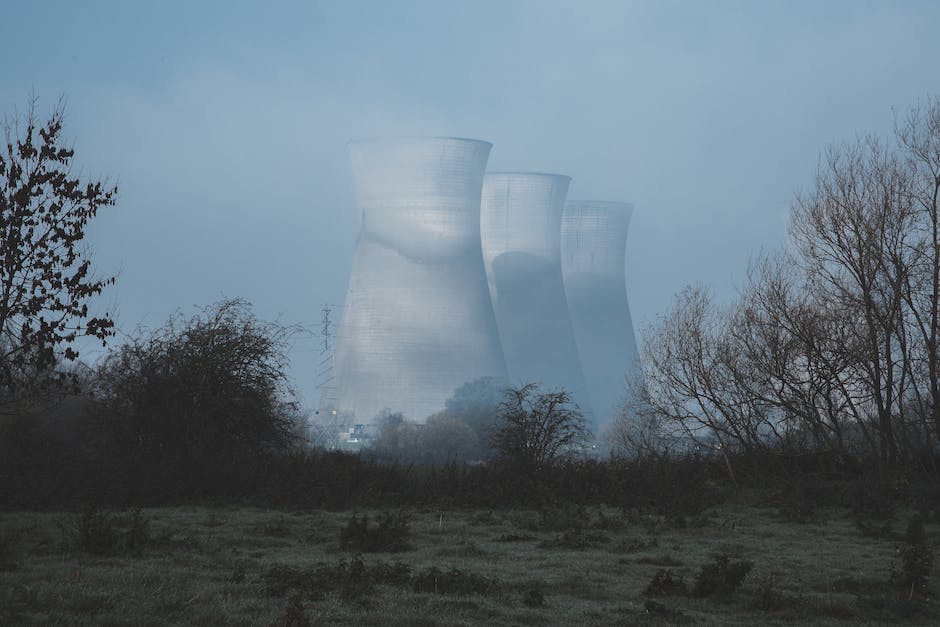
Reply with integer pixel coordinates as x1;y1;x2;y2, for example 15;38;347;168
2;0;939;408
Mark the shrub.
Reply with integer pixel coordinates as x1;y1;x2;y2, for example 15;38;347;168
57;506;150;555
339;511;410;553
892;544;934;596
752;574;784;611
643;599;684;619
412;566;495;595
644;569;687;597
0;533;13;571
94;299;302;482
270;591;310;627
902;514;928;546
855;518;893;539
537;529;609;550
489;383;588;474
521;587;545;607
692;553;753;597
890;513;934;597
264;556;411;600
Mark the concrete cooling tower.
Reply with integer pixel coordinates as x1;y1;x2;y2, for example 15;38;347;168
331;137;508;423
561;201;640;429
480;173;593;420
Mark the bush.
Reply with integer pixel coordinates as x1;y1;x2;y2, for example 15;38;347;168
644;569;687;597
692;553;753;597
57;506;150;555
264;556;411;600
0;532;13;571
752;574;784;611
537;529;609;550
890;513;933;597
270;591;310;627
339;511;411;553
521;587;545;607
412;566;495;595
94;299;302;483
489;383;589;474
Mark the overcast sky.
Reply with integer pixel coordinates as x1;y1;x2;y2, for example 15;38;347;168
3;0;940;408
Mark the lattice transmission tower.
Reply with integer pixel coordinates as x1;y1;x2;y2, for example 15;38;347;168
316;303;337;410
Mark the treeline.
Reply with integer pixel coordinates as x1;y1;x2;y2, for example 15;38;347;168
634;96;940;473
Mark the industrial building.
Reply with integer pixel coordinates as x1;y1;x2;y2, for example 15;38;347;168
561;200;640;429
480;173;593;419
330;137;508;423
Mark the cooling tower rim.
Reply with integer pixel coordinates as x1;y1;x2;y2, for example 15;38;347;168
346;136;493;150
565;200;635;210
484;171;572;182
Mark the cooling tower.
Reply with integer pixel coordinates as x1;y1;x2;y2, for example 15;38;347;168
480;173;593;420
332;137;508;423
561;201;640;429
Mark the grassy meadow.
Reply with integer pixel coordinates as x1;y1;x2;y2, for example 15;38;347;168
2;495;938;625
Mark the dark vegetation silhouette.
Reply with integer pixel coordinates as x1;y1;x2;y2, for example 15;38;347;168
1;96;940;550
0;97;116;413
4;95;940;625
628;95;940;477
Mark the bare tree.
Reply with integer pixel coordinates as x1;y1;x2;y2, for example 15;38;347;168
790;137;917;465
638;285;778;454
897;96;940;443
489;382;588;473
639;98;940;469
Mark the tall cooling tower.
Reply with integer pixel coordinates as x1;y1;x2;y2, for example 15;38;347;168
561;201;640;428
480;173;593;420
332;137;508;423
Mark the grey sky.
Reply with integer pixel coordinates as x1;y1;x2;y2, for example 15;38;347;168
3;0;939;408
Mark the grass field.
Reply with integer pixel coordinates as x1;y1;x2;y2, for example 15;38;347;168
1;496;938;625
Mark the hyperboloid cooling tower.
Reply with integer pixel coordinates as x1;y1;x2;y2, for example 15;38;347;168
332;137;508;423
561;200;640;428
480;173;593;419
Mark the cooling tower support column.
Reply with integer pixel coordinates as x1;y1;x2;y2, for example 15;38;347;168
561;201;640;430
480;173;593;422
332;137;508;424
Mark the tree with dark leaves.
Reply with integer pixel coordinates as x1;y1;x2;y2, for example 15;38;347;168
0;98;116;408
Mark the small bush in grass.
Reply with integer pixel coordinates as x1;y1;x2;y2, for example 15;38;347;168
538;529;609;550
892;545;934;596
847;480;897;520
412;566;495;595
643;599;685;620
264;556;411;600
855;518;893;539
890;513;934;598
73;506;118;555
496;532;536;543
644;569;687;597
0;533;14;571
254;515;291;538
692;553;753;597
270;590;310;627
902;514;928;546
56;506;152;556
521;587;545;607
637;554;684;567
230;559;248;584
122;509;151;552
752;574;784;611
339;511;410;552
